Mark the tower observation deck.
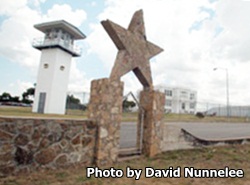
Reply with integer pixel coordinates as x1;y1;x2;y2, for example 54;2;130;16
33;20;86;57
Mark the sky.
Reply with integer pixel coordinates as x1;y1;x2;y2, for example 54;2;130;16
0;0;250;106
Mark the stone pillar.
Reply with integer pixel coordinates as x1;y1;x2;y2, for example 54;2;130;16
138;90;165;157
88;78;123;166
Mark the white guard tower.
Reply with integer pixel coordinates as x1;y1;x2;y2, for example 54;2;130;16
32;20;86;114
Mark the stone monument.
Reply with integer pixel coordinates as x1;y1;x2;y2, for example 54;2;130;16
88;9;165;166
102;10;162;90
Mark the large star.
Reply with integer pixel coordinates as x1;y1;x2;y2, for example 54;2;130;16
101;10;163;90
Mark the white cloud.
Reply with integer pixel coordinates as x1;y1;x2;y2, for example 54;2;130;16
86;0;250;105
0;0;28;16
43;4;87;27
68;59;91;93
211;0;250;62
31;0;47;7
0;2;89;97
17;80;34;95
67;60;91;104
0;3;87;71
0;6;41;72
0;80;34;97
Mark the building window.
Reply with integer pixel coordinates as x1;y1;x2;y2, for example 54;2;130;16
182;103;185;110
166;100;172;106
181;91;188;98
190;103;195;109
165;90;172;96
190;93;195;100
60;66;65;71
43;63;49;69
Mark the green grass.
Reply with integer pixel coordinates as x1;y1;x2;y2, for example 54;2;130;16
163;113;250;123
0;106;249;122
0;106;87;119
124;112;250;122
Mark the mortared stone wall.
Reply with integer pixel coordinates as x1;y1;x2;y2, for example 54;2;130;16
0;117;96;177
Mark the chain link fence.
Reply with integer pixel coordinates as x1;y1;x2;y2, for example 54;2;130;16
64;92;250;122
163;101;250;122
187;102;250;122
65;92;90;116
196;102;250;118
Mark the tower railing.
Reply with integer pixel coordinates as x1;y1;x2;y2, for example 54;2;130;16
32;37;82;56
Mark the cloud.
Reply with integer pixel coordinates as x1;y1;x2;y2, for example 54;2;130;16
0;6;41;71
0;1;89;96
0;0;28;16
87;0;213;93
0;80;34;97
17;80;34;95
86;0;250;105
1;0;250;105
0;2;87;70
68;59;90;93
43;4;87;27
211;0;250;62
31;0;47;8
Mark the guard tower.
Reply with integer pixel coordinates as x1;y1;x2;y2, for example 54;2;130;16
32;20;86;114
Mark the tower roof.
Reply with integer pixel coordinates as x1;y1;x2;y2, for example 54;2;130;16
34;20;86;40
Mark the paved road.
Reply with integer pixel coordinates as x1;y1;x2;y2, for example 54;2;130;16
119;122;250;148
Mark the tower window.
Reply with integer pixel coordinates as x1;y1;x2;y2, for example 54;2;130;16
43;63;49;69
60;66;65;71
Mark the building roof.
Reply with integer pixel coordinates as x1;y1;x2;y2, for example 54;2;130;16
34;20;86;40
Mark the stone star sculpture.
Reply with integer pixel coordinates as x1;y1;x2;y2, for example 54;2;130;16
101;9;163;90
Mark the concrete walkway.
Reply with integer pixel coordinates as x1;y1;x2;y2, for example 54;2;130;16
167;122;250;141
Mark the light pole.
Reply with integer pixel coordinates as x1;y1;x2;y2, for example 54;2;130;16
213;67;230;120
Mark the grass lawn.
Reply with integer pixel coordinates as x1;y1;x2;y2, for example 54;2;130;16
1;144;250;185
0;106;87;119
0;106;249;122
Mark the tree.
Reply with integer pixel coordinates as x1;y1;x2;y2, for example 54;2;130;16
11;96;20;103
0;92;20;103
22;87;35;104
0;86;35;105
0;92;12;102
123;99;136;112
67;95;80;104
66;94;87;110
22;87;35;100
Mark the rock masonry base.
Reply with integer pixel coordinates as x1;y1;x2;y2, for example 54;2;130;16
88;78;123;166
138;89;165;157
0;117;96;177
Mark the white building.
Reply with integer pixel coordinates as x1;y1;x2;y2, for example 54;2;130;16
155;86;197;114
32;20;86;114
